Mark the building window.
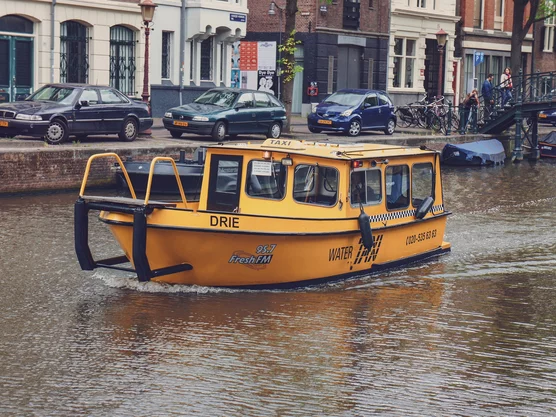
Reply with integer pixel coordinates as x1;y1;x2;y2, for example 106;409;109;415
369;0;374;8
544;16;555;52
60;21;89;83
474;0;483;29
162;31;172;79
343;0;360;30
392;38;416;88
0;15;33;33
109;25;136;96
200;37;213;81
417;0;426;7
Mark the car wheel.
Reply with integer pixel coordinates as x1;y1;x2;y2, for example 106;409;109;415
119;118;138;142
347;119;361;137
384;119;396;135
44;119;69;145
75;134;88;141
308;127;322;133
169;130;182;139
211;121;227;141
267;122;282;139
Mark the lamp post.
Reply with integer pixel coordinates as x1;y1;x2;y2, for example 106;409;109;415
139;0;157;106
268;1;284;100
435;28;448;100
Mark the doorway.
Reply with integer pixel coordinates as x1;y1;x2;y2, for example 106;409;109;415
337;45;361;90
0;15;34;102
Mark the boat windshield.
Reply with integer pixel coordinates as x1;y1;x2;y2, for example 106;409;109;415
323;92;363;107
26;86;79;105
194;90;239;108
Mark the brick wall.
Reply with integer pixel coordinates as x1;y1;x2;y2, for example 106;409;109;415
247;0;389;35
0;145;197;195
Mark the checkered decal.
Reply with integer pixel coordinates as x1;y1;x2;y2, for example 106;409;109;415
369;204;445;223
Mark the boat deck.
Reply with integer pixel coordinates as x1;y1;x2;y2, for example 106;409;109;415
80;195;177;208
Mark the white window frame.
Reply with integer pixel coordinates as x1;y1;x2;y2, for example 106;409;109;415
161;31;172;80
544;15;555;52
392;37;416;90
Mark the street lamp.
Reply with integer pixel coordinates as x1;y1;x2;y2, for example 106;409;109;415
268;1;284;100
139;0;157;105
435;28;448;100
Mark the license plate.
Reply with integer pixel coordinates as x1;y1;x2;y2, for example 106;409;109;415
318;119;332;125
173;121;188;127
0;121;8;127
539;113;547;118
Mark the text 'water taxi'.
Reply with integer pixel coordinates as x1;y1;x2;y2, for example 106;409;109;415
75;139;451;288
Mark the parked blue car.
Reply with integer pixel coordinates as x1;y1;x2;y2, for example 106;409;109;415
163;88;286;141
307;89;397;137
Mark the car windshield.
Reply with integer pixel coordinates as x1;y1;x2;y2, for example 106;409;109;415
27;86;79;105
194;90;239;108
323;92;363;107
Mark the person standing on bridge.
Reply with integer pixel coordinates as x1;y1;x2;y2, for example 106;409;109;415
482;74;494;117
500;67;513;107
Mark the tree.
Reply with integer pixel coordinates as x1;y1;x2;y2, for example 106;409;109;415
279;0;299;133
510;0;556;74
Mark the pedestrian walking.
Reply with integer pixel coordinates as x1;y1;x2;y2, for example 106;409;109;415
500;67;513;107
481;73;494;118
463;89;480;132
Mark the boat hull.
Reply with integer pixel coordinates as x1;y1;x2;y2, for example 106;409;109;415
103;211;450;287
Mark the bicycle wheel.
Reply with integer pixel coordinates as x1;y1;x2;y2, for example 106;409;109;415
395;107;412;128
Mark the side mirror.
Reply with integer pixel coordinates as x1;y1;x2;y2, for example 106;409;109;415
80;100;90;107
363;102;372;109
235;102;246;110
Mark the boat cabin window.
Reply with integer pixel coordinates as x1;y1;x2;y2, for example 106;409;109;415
293;164;338;207
411;162;434;207
386;165;410;210
246;160;286;200
350;169;382;206
207;155;242;212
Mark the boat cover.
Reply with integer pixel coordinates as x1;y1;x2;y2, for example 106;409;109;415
540;131;556;145
442;139;506;165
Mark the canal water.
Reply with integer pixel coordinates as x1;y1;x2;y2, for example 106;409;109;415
1;160;555;416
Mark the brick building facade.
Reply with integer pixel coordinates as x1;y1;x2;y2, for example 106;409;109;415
246;0;390;116
456;0;533;98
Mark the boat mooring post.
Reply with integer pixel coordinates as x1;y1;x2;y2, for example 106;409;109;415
512;107;524;162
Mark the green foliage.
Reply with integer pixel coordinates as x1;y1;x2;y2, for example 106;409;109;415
277;30;303;84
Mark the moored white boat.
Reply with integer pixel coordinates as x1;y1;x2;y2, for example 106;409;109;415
75;139;451;288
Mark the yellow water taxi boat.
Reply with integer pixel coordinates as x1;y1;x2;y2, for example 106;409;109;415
75;139;451;288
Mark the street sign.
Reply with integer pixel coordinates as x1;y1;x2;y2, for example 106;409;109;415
474;51;484;66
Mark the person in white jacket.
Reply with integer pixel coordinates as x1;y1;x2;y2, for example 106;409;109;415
500;67;513;106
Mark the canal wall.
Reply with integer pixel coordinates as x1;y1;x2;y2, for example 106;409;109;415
0;144;198;195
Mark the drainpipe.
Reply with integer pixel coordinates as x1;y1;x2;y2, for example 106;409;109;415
179;0;185;105
50;0;56;83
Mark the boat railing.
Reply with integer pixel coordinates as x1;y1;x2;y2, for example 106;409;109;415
79;153;189;208
79;152;138;199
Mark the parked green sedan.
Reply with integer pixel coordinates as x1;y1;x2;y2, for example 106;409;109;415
163;88;286;140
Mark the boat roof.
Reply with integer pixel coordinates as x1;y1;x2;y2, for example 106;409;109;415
205;139;438;160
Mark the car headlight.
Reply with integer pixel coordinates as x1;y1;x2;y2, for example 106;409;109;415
192;116;209;122
340;109;353;117
15;114;42;121
164;112;173;118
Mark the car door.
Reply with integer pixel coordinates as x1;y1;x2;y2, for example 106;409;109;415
227;93;257;134
73;89;102;134
253;92;272;133
361;94;381;128
98;88;129;133
378;93;394;126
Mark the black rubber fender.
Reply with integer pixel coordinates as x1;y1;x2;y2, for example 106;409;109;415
358;211;373;250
